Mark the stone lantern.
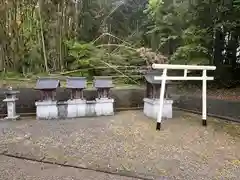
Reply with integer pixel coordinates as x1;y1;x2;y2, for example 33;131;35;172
66;77;87;118
3;86;20;120
35;78;60;120
94;76;114;116
143;70;173;119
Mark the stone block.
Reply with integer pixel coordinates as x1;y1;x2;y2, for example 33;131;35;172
67;99;86;118
3;98;19;120
86;100;96;116
143;98;173;119
35;101;58;120
95;98;114;116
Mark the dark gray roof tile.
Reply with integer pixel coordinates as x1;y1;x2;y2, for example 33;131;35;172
94;76;114;88
144;70;168;84
35;78;60;90
66;77;86;89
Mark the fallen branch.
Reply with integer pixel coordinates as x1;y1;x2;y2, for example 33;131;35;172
92;33;132;46
60;66;148;75
96;44;136;51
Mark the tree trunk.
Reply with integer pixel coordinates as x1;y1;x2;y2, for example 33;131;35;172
213;28;224;66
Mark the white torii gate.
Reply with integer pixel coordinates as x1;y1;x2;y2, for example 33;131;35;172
152;64;216;130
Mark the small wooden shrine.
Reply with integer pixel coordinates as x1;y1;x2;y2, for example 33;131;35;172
66;77;87;100
144;70;169;99
35;78;60;101
94;76;114;99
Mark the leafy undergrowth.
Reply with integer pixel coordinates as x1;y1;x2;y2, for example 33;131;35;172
0;70;143;88
209;117;240;137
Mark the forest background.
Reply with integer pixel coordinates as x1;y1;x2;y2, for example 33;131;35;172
0;0;240;90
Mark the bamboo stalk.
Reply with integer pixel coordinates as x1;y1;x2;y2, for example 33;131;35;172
38;0;49;73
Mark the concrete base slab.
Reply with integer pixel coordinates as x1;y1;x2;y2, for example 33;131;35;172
95;98;114;116
67;99;87;118
4;115;20;121
36;98;115;119
143;98;173;119
86;101;96;117
35;101;58;120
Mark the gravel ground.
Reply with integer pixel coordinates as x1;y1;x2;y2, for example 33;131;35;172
0;110;240;180
0;155;139;180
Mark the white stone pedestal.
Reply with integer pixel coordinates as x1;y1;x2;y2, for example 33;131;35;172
3;98;19;120
86;100;96;116
143;98;173;119
95;98;114;116
35;101;58;120
67;99;86;118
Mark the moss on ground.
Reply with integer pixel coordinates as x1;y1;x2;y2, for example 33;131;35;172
208;117;240;137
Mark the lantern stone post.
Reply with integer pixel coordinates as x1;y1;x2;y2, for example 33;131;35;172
3;87;20;120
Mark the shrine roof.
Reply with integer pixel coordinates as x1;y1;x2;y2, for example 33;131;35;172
66;77;86;89
144;70;163;84
94;76;114;88
35;78;60;90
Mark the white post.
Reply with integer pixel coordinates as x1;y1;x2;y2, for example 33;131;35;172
184;69;188;77
156;68;167;130
152;64;216;131
202;70;207;126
